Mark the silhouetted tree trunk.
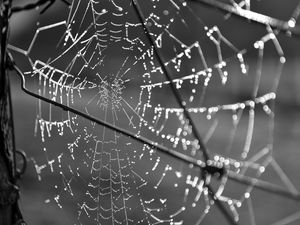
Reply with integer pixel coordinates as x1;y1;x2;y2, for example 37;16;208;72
0;1;21;224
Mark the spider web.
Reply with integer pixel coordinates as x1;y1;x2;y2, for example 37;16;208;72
9;0;300;224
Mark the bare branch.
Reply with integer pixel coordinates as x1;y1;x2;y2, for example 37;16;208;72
189;0;300;37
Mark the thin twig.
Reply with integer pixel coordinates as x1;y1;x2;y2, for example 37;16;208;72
8;57;204;169
189;0;300;38
131;0;211;162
